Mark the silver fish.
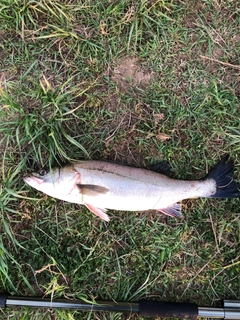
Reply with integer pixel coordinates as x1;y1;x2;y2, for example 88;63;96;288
24;156;240;221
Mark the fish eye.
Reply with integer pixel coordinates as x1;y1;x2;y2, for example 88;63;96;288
38;169;48;176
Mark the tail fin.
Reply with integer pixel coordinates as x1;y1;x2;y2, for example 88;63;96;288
205;155;240;198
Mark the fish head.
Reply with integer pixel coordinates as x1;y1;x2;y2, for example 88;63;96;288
23;168;60;193
23;166;80;199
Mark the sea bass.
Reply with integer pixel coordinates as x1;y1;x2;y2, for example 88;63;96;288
24;156;240;221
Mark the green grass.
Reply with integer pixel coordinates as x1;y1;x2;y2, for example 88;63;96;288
0;0;240;319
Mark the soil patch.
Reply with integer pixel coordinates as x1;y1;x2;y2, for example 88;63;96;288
111;57;155;93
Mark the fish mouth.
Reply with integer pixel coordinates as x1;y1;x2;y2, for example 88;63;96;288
23;175;44;185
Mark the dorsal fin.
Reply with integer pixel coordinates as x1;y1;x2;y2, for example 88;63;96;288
149;161;172;176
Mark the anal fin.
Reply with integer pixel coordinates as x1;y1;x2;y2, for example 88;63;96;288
85;203;110;222
157;203;182;218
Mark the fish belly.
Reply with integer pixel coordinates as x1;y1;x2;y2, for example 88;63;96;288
73;161;214;211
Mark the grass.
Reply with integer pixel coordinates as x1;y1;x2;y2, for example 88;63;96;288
0;0;240;319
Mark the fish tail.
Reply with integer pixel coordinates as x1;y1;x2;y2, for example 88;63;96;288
205;155;240;198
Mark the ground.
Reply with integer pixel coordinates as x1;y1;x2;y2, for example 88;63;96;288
0;1;240;319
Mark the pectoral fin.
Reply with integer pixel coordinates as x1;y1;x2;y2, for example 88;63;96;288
157;203;182;218
85;203;110;222
77;184;109;196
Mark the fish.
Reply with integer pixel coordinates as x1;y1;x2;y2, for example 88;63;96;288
23;155;240;222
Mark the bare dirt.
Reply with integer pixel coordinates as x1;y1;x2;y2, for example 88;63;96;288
111;56;155;93
98;57;161;165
